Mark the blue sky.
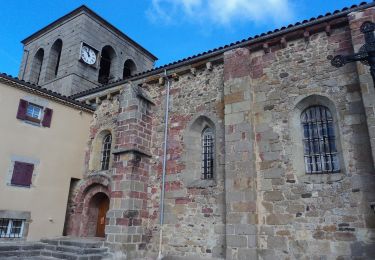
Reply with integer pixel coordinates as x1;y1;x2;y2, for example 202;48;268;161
0;0;364;76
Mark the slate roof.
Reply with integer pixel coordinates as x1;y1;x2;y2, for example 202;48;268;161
21;5;157;61
0;73;94;112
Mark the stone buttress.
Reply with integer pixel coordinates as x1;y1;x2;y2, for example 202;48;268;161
105;85;153;258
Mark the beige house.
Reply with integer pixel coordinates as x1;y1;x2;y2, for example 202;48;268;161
0;74;93;241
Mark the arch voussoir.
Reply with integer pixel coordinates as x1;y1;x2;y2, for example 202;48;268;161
64;174;111;237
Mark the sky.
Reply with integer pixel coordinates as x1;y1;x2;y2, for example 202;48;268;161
0;0;365;76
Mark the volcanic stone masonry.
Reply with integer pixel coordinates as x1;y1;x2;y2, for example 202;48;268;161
69;4;375;260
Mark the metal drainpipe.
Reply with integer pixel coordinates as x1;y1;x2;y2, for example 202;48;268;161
158;69;170;259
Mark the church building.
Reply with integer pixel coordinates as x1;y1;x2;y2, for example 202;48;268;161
1;2;375;259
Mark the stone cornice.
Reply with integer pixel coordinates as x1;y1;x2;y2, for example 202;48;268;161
112;147;152;158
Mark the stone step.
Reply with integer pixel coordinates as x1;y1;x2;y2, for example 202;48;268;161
0;238;110;260
162;257;224;260
41;238;105;249
0;242;45;252
42;249;111;260
35;242;107;255
0;250;41;258
0;257;57;260
55;245;108;255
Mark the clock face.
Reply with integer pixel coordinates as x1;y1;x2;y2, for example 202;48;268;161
80;45;96;65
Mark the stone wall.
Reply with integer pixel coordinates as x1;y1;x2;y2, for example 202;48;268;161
64;96;119;237
144;64;226;258
105;85;153;258
69;6;375;260
85;97;120;175
223;48;257;260
73;63;227;258
242;23;375;259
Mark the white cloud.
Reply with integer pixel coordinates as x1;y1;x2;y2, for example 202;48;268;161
147;0;295;27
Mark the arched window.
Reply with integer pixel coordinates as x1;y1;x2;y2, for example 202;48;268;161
98;46;116;84
301;105;340;174
100;134;112;170
46;39;63;81
123;59;137;79
202;127;214;179
30;48;44;84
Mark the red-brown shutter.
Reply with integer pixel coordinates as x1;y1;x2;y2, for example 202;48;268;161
16;99;28;120
42;108;53;127
11;161;34;187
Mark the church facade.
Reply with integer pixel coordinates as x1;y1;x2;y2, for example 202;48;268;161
2;2;375;259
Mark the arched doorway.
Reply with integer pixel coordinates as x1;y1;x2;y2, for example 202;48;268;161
63;175;111;237
87;192;109;237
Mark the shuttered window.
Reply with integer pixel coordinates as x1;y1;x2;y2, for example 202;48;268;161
16;99;53;127
42;107;53;127
11;161;34;187
16;99;28;120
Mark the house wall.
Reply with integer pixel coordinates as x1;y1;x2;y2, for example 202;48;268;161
0;81;92;241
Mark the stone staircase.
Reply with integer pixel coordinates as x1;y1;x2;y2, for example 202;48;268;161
0;237;112;259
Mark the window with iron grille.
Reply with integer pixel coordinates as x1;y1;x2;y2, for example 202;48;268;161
0;219;24;238
301;105;340;174
202;128;214;179
100;134;112;170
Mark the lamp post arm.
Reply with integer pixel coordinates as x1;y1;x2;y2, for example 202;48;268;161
328;53;368;68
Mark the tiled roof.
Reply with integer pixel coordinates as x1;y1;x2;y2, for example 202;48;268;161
71;1;375;99
0;73;94;112
21;5;157;61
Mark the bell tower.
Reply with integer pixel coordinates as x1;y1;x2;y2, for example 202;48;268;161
18;5;157;96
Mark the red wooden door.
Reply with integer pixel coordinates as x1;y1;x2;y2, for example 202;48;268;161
96;197;109;237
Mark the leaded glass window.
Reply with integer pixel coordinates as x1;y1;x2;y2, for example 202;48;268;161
100;134;112;170
202;128;214;179
301;106;340;174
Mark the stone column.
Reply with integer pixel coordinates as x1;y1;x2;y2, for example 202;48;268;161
347;7;375;255
349;7;375;167
106;84;153;258
223;48;258;260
